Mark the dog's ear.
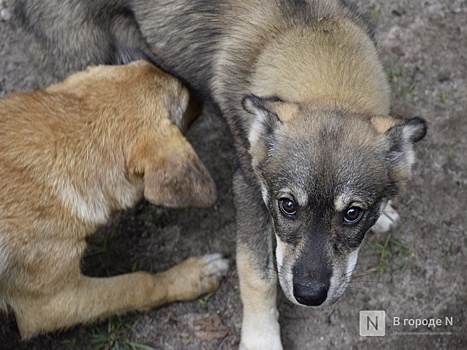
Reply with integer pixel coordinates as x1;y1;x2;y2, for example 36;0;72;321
179;93;203;132
130;125;217;209
159;81;191;131
143;63;200;132
242;95;286;168
374;116;427;182
144;149;217;209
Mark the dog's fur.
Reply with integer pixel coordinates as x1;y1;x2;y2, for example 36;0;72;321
13;0;427;348
0;60;229;339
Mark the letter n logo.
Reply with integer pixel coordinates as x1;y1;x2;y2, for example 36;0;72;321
359;310;386;336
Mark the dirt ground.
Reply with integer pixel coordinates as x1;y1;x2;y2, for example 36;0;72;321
0;0;466;349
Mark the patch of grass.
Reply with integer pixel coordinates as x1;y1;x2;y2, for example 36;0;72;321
386;65;402;86
439;243;454;268
439;90;447;104
370;6;381;25
89;316;154;350
397;253;417;272
198;292;214;308
84;228;126;277
447;151;458;160
385;65;416;99
373;234;412;275
61;337;77;348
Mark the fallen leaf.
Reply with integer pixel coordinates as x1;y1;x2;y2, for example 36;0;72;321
192;314;229;341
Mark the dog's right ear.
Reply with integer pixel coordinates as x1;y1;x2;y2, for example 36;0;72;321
242;95;285;169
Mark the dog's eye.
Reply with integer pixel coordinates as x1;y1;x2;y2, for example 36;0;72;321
343;207;364;225
279;198;298;217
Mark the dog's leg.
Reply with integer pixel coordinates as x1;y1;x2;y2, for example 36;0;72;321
372;200;401;233
14;254;228;339
234;170;283;350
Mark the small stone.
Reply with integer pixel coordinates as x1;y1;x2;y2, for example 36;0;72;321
1;9;11;22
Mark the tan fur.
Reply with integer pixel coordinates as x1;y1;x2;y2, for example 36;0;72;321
250;18;390;115
0;61;227;339
371;115;400;133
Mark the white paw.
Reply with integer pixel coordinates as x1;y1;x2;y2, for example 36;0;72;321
201;253;229;277
240;307;283;350
240;332;283;350
372;201;400;233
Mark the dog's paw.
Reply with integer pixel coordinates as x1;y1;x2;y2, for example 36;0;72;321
372;201;400;233
171;253;229;301
201;253;230;278
195;253;229;296
240;333;283;350
240;328;283;350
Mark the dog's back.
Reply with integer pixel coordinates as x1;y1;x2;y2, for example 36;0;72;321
13;0;373;92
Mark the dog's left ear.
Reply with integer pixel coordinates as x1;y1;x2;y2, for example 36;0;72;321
143;148;217;209
130;126;217;209
373;116;427;182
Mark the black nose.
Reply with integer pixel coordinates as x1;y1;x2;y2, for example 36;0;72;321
293;283;328;306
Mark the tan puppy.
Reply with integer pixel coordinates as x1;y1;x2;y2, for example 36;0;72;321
0;60;228;339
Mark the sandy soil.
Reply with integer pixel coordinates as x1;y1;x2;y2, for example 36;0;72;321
0;0;466;349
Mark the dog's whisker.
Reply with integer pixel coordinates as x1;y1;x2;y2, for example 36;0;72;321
345;268;378;278
347;280;382;284
346;286;372;295
381;211;397;224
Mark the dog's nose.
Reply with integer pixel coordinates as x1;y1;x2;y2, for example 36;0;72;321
293;283;328;306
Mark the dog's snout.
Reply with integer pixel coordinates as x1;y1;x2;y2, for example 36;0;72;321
293;283;328;306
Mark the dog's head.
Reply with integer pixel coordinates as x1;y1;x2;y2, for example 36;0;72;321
46;61;216;209
243;95;426;307
113;62;217;209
